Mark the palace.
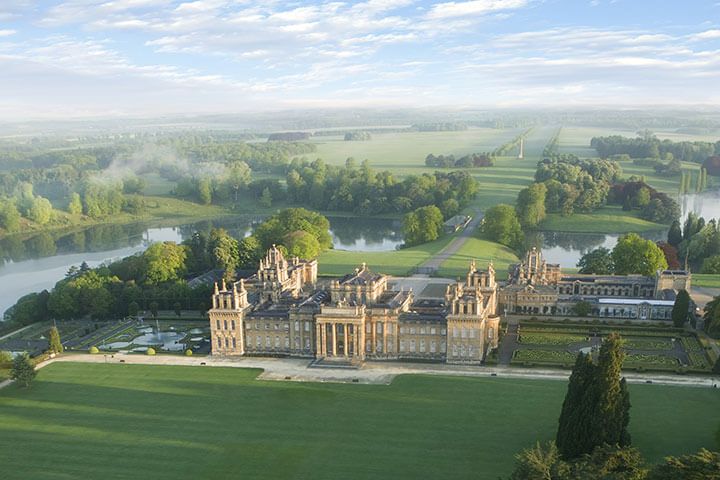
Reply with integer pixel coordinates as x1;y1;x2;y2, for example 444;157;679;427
499;247;691;321
209;246;500;363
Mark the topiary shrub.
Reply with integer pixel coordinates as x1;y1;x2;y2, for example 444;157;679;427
89;346;99;354
185;349;193;356
146;347;156;356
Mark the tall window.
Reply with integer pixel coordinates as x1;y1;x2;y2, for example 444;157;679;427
217;337;222;348
377;322;383;334
224;320;228;330
430;341;436;353
225;338;229;348
231;320;236;330
295;321;300;331
305;322;310;332
232;338;237;349
420;340;426;353
216;320;221;330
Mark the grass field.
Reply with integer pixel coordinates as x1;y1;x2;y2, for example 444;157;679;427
539;205;668;233
436;237;519;279
694;274;720;288
318;234;455;276
0;363;717;480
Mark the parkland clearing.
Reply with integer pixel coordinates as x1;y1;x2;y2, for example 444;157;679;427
2;111;720;478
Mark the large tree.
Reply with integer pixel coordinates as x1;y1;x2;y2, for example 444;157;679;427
208;229;240;282
557;334;630;460
11;353;36;388
142;241;187;285
516;182;547;228
480;204;524;249
671;289;690;328
577;247;614;274
612;233;668;276
403;205;444;247
254;208;332;252
667;220;683;247
646;449;720;479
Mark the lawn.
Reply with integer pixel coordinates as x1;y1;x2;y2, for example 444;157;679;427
318;234;454;276
694;274;720;288
436;237;519;279
539;205;668;233
0;363;718;480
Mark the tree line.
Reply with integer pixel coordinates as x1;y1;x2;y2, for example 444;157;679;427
591;133;720;164
424;152;494;168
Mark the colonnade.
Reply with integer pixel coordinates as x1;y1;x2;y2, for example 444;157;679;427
315;322;364;359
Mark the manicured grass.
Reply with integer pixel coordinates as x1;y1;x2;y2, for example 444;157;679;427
539;206;667;233
318;235;454;276
518;332;587;346
512;349;578;364
436;237;519;279
0;363;718;480
694;274;720;288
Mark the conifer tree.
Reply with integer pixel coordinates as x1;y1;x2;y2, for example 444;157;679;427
667;220;683;247
591;333;627;448
48;326;63;354
556;353;597;458
671;290;690;328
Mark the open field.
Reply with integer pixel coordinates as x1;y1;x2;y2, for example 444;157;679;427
0;362;718;480
318;234;455;276
539;205;668;233
694;274;720;288
436;236;519;279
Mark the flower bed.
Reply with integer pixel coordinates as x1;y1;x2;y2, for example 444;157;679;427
512;349;577;364
518;332;587;346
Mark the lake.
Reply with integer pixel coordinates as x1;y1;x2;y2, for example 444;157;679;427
0;216;403;316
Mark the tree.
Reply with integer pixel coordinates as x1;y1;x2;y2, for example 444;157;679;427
516;182;547;227
577;247;614;274
254;208;332;252
403;205;444;247
259;187;272;207
0;199;21;233
702;255;720;274
209;229;240;282
11;353;36;388
197;177;212;205
128;301;139;317
572;301;592;317
142;242;187;285
149;301;159;319
612;233;668;276
283;230;322;259
48;326;63;354
238;235;263;269
67;192;83;215
481;204;524;249
557;334;630;460
509;441;566;480
568;445;646;480
591;333;630;450
557;353;597;458
671;289;690;328
646;449;720;479
226;161;251;201
28;196;53;225
668;220;683;247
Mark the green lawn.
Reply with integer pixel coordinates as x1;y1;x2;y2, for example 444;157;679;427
318;234;455;276
0;363;717;480
694;274;720;288
436;237;519;279
539;206;668;233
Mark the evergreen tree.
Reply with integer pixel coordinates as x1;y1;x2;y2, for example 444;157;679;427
671;290;690;328
11;353;36;388
667;220;683;247
591;333;628;449
48;326;63;354
556;353;597;458
618;378;632;447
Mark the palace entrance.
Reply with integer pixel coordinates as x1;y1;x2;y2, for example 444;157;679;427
315;321;365;361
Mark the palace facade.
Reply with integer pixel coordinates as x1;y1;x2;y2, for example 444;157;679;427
209;246;500;363
499;248;691;321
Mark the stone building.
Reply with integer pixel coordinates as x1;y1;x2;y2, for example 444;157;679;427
499;248;691;321
209;248;499;364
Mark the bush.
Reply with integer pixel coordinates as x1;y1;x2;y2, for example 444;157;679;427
0;350;12;366
89;346;99;354
185;349;193;356
146;347;156;356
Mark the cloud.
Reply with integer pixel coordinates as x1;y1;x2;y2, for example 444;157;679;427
427;0;527;19
689;29;720;41
0;29;16;36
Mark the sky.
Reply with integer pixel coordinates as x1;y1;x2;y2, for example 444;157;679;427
1;0;719;119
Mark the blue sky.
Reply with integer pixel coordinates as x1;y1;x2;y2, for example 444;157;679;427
1;0;719;118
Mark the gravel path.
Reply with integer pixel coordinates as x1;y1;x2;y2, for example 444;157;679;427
2;353;713;390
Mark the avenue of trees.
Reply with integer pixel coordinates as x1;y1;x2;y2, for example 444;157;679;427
576;234;668;276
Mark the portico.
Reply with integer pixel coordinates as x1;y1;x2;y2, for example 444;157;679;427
315;305;366;361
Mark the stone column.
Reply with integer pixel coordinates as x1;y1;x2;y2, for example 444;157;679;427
371;322;376;355
315;323;322;357
383;321;387;355
343;324;349;358
332;323;337;357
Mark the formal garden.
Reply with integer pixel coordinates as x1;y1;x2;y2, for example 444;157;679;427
507;320;714;372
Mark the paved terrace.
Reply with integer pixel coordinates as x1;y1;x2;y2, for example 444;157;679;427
2;353;716;390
